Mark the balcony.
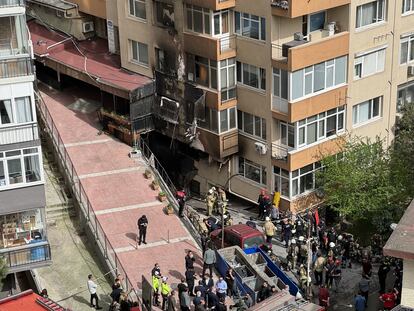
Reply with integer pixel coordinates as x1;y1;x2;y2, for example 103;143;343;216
0;0;24;8
182;0;235;11
271;0;350;18
271;137;343;171
199;128;238;159
0;57;34;79
272;31;349;72
0;241;51;273
0;39;30;59
184;33;236;61
0;123;39;145
272;85;348;123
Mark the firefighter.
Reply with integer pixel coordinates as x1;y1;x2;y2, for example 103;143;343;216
206;188;216;216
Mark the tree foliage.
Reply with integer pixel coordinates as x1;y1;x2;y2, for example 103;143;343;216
0;257;8;285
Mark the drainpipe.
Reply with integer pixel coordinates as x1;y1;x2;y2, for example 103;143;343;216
226;157;257;204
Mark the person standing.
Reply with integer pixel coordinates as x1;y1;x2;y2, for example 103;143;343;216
379;288;398;310
152;264;162;306
185;250;196;271
87;274;102;310
202;246;216;277
282;219;292;247
180;287;191;311
161;277;171;311
378;259;391;294
137;215;148;245
318;284;330;310
358;275;370;307
225;267;236;297
263;217;276;244
314;253;326;286
332;260;342;292
354;292;366;311
215;276;227;300
257;189;266;220
185;267;196;296
176;190;186;218
206;189;215;216
167;290;177;311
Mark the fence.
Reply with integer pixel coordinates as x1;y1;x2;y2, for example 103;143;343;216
0;58;33;79
0;242;51;269
35;94;141;304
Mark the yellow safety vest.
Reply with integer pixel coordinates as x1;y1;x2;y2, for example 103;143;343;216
161;282;171;295
152;276;159;291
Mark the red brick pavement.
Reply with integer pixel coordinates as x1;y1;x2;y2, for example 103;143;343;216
39;84;201;290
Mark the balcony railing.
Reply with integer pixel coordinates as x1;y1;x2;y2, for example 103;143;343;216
0;39;29;59
271;0;289;10
0;57;33;79
0;0;24;7
272;96;288;114
0;123;39;145
0;242;51;270
219;35;236;54
271;142;289;161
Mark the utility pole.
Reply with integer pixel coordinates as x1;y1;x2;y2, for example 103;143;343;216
306;213;313;299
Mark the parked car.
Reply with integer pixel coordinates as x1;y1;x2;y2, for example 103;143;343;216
210;224;266;250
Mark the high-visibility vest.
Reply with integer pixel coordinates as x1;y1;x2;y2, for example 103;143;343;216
152;276;159;291
161;282;171;295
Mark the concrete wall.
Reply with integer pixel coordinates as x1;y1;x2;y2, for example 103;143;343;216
402;259;414;308
0;185;46;214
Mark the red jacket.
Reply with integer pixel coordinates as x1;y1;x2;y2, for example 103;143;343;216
380;292;397;309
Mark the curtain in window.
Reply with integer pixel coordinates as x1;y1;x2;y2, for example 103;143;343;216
364;53;377;76
0;161;5;186
7;158;22;184
15;97;33;123
0;99;13;124
292;70;304;100
359;102;370;123
358;2;375;27
24;154;41;182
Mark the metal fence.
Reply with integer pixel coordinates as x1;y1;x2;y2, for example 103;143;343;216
0;58;33;79
35;94;141;304
0;242;51;269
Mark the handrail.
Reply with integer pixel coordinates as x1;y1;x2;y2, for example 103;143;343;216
0;242;51;269
35;93;141;305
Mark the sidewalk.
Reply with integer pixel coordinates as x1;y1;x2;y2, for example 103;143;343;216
38;82;202;296
35;149;112;311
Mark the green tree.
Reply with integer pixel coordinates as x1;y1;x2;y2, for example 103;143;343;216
390;102;414;203
317;137;403;236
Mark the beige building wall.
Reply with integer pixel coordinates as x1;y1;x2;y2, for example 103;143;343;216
402;259;414;308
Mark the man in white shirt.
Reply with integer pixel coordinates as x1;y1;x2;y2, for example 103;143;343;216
87;274;102;309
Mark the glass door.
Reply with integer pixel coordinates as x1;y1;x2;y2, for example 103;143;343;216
213;10;230;51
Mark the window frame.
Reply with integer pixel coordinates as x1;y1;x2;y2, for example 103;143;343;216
356;0;386;29
0;96;35;127
352;96;382;126
238;110;266;140
234;11;266;41
354;48;386;80
289;56;348;101
198;107;236;134
0;147;43;189
237;61;266;91
128;0;147;20
219;58;237;102
400;34;414;65
397;81;414;112
130;40;149;66
185;4;212;35
238;156;267;185
154;1;175;27
402;0;414;14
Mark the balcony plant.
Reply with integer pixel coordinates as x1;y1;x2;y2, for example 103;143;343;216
152;179;160;190
158;191;167;202
144;168;152;179
164;204;174;215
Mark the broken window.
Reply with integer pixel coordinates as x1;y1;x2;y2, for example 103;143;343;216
155;1;175;27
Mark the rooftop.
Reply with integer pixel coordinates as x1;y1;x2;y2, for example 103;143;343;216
28;20;152;94
0;290;66;311
384;199;414;260
26;0;76;10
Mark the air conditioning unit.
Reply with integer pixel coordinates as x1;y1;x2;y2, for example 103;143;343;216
82;21;95;33
408;66;414;77
255;142;268;155
56;10;64;18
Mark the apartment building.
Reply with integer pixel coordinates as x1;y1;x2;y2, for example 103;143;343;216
25;0;414;212
0;0;51;273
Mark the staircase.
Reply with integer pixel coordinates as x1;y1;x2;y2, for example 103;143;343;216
36;296;68;311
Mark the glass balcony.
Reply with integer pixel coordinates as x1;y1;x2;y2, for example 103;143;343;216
0;0;24;8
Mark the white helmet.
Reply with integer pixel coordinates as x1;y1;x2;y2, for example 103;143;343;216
337;235;343;241
291;229;296;234
291;239;296;244
208;189;213;194
298;236;304;242
329;242;335;248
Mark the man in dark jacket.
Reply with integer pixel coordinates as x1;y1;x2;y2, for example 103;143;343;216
185;250;196;270
137;215;148;245
177;278;187;306
185;267;196;296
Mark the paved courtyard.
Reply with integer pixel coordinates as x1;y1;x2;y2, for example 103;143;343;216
38;82;202;301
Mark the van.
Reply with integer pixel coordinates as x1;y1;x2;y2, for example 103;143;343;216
210;224;266;250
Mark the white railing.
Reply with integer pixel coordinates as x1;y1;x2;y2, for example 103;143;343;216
271;142;289;160
219;35;236;54
0;123;39;145
272;96;289;114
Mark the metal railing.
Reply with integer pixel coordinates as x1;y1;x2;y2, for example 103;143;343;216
0;123;39;145
0;58;33;79
219;35;236;54
0;242;51;269
271;0;289;10
36;94;141;305
271;142;289;161
0;0;24;7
